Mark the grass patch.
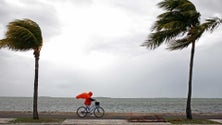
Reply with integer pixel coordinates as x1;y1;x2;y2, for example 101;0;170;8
167;118;220;124
11;117;65;123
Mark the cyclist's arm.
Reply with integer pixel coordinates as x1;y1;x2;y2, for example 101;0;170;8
90;98;95;101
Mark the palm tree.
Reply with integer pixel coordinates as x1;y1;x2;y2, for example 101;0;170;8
0;19;43;119
142;0;221;119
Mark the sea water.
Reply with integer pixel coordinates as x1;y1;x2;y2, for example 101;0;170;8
0;97;222;113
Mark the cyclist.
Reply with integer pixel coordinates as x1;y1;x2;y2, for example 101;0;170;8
76;91;95;111
76;91;105;118
84;91;95;112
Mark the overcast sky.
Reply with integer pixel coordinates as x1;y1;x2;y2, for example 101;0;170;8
0;0;221;98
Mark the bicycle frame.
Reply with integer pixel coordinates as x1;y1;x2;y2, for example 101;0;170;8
86;105;95;113
76;101;105;118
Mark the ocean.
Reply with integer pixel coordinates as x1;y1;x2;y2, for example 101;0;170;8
0;97;222;113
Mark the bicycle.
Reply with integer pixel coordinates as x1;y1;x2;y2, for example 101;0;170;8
76;101;105;118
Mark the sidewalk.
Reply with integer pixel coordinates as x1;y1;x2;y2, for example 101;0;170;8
0;118;171;125
63;119;171;125
1;118;222;125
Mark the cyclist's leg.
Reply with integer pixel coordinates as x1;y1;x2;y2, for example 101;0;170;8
86;105;90;112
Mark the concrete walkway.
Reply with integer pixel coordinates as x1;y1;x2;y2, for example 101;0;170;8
63;119;171;125
0;118;15;124
0;118;171;125
210;119;222;124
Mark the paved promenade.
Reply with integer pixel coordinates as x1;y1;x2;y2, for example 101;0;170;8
0;112;222;125
63;119;171;125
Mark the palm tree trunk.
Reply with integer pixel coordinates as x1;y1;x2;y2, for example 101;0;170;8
33;50;40;119
186;41;195;120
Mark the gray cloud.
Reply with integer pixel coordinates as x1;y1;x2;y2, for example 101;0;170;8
0;50;33;96
52;0;93;5
0;0;222;98
102;0;162;15
191;0;222;19
0;0;61;40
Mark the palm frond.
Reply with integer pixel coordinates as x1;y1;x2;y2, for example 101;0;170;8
158;0;195;12
142;28;184;49
6;24;37;50
143;0;221;52
176;0;196;12
153;0;200;31
168;25;206;50
158;0;179;11
189;26;205;41
202;17;222;32
0;39;9;48
7;19;43;47
1;19;43;51
0;38;22;51
153;19;186;31
168;38;191;50
153;11;185;31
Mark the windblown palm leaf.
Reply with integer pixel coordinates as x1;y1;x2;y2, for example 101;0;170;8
152;11;186;31
158;0;196;12
143;28;183;49
202;17;222;32
169;17;222;50
142;0;200;50
0;19;42;51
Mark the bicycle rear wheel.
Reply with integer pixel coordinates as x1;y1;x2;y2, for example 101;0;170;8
77;106;87;118
94;106;105;118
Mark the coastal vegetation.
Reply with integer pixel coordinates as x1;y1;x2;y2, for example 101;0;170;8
142;0;222;119
11;117;64;123
0;19;43;119
167;118;220;124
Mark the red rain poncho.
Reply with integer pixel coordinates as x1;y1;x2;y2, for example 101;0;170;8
76;91;93;106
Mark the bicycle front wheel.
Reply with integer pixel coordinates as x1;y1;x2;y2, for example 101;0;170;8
94;106;105;118
76;106;87;118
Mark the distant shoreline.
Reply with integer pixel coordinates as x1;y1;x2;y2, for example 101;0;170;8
0;111;222;119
